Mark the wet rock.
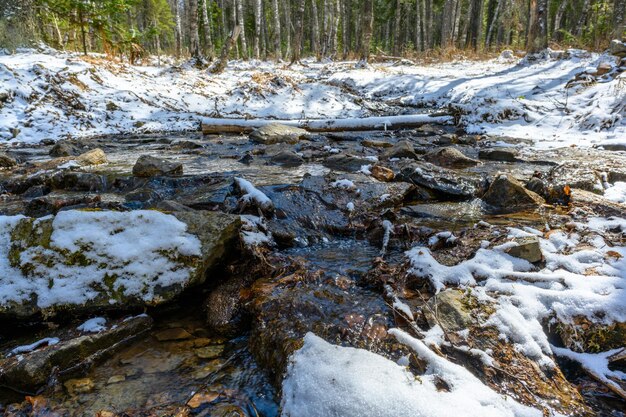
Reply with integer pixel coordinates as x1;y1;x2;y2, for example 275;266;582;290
64;378;95;396
194;345;224;359
48;171;106;192
424;289;474;331
478;148;519;162
0;315;152;391
49;141;82;157
269;150;304;167
107;375;126;384
424;147;480;168
546;160;603;194
362;139;393;148
22;184;50;198
76;148;107;166
398;161;484;199
505;236;543;263
205;280;244;335
26;192;101;216
323;154;372;172
0;210;240;318
0;152;17;168
381;140;419;160
133;155;183;177
610;39;626;57
570;188;626;218
526;176;547;198
482;174;545;212
599;143;626;152
416;124;446;136
370;165;394;182
153;199;195;212
249;123;308;144
153;327;193;341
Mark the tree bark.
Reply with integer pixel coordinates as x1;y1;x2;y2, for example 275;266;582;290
282;0;292;58
211;25;242;73
527;0;548;52
254;0;262;58
236;0;248;58
290;0;306;63
311;0;321;58
614;0;626;39
359;0;373;63
467;0;483;50
271;0;283;59
552;0;568;40
415;0;422;52
189;0;201;58
201;0;214;58
393;0;402;55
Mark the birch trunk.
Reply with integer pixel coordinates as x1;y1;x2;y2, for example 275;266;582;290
236;0;248;58
201;0;214;59
254;0;262;58
272;0;282;59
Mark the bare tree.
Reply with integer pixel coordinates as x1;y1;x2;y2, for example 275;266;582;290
236;0;248;58
189;0;201;58
359;0;373;64
291;0;306;63
201;0;214;58
614;0;626;39
271;0;282;59
527;0;548;53
311;0;321;59
254;0;262;58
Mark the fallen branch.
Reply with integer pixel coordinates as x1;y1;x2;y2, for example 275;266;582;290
201;114;453;134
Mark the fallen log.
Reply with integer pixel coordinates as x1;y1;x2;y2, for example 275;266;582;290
201;114;453;135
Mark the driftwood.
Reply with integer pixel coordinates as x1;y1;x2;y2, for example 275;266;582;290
201;114;452;135
210;26;241;75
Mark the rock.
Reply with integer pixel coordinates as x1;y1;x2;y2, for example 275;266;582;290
132;155;183;177
249;123;308;144
0;152;17;168
323;154;372;172
478;148;519;162
153;327;193;341
596;62;612;76
416;124;446;136
106;101;120;111
398;161;485;199
370;165;395;182
424;147;480;168
557;317;626;352
106;375;126;384
269;150;304;167
599;143;626;152
570;188;626;218
381;140;419;160
526;177;547;198
424;289;474;332
49;141;81;157
505;236;543;263
482;174;545;212
610;39;626;57
546;161;603;194
48;171;106;192
194;345;224;359
64;378;95;395
0;210;240;318
362;139;393;148
0;315;152;391
76;148;107;166
153;200;194;212
205;280;244;335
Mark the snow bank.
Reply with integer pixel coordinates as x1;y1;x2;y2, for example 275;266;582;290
281;332;541;417
1;50;623;147
406;217;626;365
0;210;202;309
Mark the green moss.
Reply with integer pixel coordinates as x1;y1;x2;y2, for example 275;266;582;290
557;318;626;352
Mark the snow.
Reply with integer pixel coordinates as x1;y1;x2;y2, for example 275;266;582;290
331;179;356;190
10;337;60;355
240;214;273;247
604;181;626;203
77;317;107;333
346;202;355;212
406;217;626;367
281;332;542;417
0;210;202;308
235;177;274;212
0;49;623;147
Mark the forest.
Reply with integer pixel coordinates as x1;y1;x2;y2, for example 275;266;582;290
1;0;625;62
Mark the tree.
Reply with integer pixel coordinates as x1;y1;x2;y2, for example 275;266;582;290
359;0;373;64
527;0;548;53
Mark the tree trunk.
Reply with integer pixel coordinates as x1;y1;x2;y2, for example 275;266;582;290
552;0;568;40
441;0;455;47
359;0;373;63
311;0;321;58
282;0;292;58
527;0;548;53
485;0;503;48
467;0;483;50
254;0;262;58
290;0;306;63
189;0;201;58
613;0;626;39
211;25;242;73
201;0;214;59
415;0;422;52
575;0;591;37
393;0;402;55
271;0;283;59
424;0;432;49
236;0;248;58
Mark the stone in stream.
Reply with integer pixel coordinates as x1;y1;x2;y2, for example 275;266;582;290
381;140;420;160
49;140;82;157
370;165;395;182
0;209;240;318
610;39;626;57
249;123;309;145
398;161;485;199
424;146;480;168
323;153;373;172
76;148;107;166
269;150;304;167
133;155;183;177
482;174;545;212
0;152;17;168
505;236;543;263
362;139;393;148
478;148;520;162
0;315;152;391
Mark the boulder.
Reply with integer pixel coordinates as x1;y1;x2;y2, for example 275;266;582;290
596;62;612;76
0;152;17;168
0;315;152;391
381;140;419;160
132;155;183;177
505;236;543;263
362;139;393;148
478;148;519;162
610;39;626;57
424;147;480;168
269;150;304;167
0;209;240;318
76;148;107;166
323;154;373;172
398;161;485;199
424;289;474;331
249;123;308;144
370;165;395;182
483;174;545;212
49;141;82;157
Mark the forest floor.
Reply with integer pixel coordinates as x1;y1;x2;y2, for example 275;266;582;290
0;47;624;148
